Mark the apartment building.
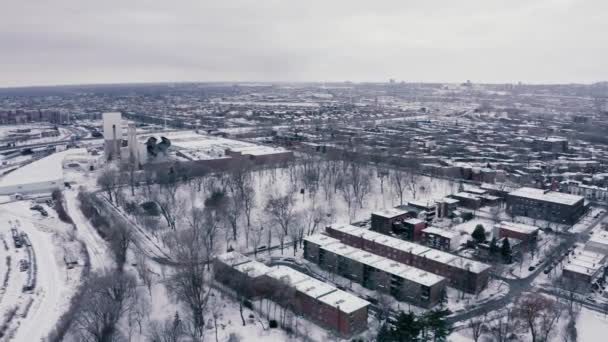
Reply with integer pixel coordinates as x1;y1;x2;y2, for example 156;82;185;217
303;234;446;308
562;248;606;286
506;187;585;224
371;208;410;234
324;224;491;294
214;252;369;337
493;221;540;244
421;227;461;251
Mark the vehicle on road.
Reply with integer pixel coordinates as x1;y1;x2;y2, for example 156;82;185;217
19;259;29;271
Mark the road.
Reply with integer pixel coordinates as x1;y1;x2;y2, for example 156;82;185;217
447;210;608;324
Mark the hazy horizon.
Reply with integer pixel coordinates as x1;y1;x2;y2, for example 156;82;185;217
2;0;608;87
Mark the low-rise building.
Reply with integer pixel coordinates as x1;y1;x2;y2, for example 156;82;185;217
506;187;585;224
421;227;461;251
371;208;409;234
493;221;540;244
214;252;370;337
562;249;606;286
325;224;491;294
586;231;608;256
303;235;446;308
449;192;482;209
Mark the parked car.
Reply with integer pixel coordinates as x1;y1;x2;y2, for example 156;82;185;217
528;266;536;272
543;268;551;274
19;260;29;272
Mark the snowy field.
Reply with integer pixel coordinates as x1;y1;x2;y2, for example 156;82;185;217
0;201;84;341
578;307;608;342
112;162;458;257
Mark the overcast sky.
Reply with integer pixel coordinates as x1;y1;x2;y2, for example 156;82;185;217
1;0;607;87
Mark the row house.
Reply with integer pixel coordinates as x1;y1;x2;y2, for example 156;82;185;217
325;224;491;294
304;234;446;308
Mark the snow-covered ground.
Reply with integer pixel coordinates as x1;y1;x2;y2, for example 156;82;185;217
0;201;83;341
578;307;608;342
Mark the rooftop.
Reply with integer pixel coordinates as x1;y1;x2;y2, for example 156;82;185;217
422;226;460;239
496;221;540;235
327;224;490;274
508;187;583;206
372;208;408;218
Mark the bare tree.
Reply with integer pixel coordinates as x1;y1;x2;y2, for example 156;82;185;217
166;227;212;337
467;313;487;342
515;293;563;342
97;167;118;203
488;308;515;342
265;192;298;253
72;273;138;342
109;220;131;271
287;220;304;256
346;161;371;209
148;312;185;342
151;178;183;231
390;169;408;205
136;251;153;296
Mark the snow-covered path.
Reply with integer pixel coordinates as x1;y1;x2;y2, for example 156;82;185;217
64;190;114;271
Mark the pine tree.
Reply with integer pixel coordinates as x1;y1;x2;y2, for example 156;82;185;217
393;311;421;342
424;309;452;342
376;322;393;342
471;224;486;243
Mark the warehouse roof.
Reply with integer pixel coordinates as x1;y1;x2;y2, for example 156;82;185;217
508;187;583;206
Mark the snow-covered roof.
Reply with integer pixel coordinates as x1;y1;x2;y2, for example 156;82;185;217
327;223;490;274
372;208;408;218
316;288;370;314
496;221;539;235
302;234;340;247
422;227;459;239
0;148;86;192
267;266;369;314
216;251;251;267
564;249;605;276
508;187;583;206
588;231;608;247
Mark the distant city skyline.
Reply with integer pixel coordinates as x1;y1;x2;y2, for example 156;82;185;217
1;0;607;87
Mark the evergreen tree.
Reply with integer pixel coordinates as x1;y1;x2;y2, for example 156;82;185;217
424;309;452;342
376;322;392;342
393;311;421;342
471;224;486;243
501;238;512;263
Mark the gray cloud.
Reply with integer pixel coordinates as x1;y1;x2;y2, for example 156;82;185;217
1;0;607;86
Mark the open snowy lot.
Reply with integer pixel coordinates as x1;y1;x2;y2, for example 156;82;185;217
0;201;83;341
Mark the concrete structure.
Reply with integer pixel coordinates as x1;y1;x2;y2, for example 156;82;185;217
393;218;426;241
449;192;482;209
562;248;606;286
214;252;369;337
435;198;459;218
371;208;409;234
532;137;568;153
0;149;88;195
493;221;539;244
421;227;461;251
103;112;123;160
325;224;491;294
563;180;608;203
506;187;585;224
303;234;446;308
586;231;608;255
